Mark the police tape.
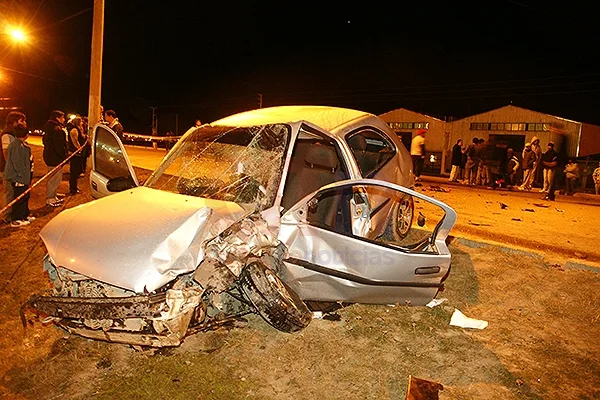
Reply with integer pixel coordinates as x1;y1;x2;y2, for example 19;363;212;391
0;145;86;216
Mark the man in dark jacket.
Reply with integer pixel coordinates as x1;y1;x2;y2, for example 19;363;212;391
42;110;67;207
5;125;35;227
462;137;479;185
449;139;463;182
540;141;558;193
105;109;124;141
1;111;27;222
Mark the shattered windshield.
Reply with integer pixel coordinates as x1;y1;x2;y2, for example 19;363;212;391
144;124;289;209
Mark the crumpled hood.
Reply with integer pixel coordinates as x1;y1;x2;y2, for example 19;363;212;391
40;187;249;293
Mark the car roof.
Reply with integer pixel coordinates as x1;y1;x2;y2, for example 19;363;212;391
211;105;373;133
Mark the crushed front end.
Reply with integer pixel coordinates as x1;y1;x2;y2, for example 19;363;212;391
23;255;235;347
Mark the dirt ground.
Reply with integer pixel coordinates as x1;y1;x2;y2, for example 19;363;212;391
0;144;599;399
414;177;600;267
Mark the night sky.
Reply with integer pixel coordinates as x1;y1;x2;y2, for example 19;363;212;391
1;0;599;133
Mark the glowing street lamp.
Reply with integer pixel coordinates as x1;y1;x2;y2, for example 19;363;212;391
6;27;28;43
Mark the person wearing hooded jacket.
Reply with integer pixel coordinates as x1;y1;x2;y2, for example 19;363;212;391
42;110;68;207
518;143;536;191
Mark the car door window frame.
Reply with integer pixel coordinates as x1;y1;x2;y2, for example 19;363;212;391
282;179;457;255
345;128;397;178
279;125;351;212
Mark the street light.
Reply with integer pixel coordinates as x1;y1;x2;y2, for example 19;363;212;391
5;27;28;43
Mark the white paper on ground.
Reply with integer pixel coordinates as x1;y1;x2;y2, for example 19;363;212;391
426;298;447;308
449;308;488;329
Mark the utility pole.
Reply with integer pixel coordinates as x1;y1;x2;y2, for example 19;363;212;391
150;107;158;135
87;0;104;130
258;93;263;109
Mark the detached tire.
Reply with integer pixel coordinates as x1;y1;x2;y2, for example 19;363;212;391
240;261;311;333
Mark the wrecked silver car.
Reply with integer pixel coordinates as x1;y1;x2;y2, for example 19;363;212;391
24;106;457;347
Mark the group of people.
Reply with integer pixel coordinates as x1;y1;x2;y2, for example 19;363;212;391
0;107;123;228
448;135;589;200
40;110;89;209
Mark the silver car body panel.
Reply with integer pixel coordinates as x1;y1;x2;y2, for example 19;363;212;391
40;186;249;293
278;179;456;305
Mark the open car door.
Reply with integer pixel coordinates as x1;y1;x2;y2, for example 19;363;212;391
277;179;457;306
90;124;139;198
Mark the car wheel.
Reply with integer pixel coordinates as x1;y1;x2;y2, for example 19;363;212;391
239;260;311;333
392;195;414;239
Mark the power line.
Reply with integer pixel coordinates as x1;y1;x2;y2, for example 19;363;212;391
0;65;79;86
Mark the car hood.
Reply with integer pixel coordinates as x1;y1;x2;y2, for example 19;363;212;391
40;186;250;293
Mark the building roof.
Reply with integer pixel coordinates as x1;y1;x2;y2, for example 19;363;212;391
452;104;582;124
379;107;445;122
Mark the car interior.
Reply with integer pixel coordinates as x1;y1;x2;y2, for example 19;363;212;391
281;138;348;221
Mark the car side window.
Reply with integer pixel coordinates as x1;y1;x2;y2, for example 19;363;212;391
281;133;349;211
346;130;396;178
94;125;131;180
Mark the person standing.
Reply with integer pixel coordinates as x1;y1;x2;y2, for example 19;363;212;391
529;136;542;188
540;142;558;193
593;162;600;196
67;117;86;195
410;129;426;181
462;138;479;185
505;148;520;188
0;111;27;223
518;143;536;191
4;125;35;227
449;139;463;182
42;110;68;207
476;138;491;186
105;109;124;141
564;158;580;196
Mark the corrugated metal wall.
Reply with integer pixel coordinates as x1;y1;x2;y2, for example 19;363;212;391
379;106;588;173
379;108;447;151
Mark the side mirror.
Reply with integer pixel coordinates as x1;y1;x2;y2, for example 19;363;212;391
106;176;137;192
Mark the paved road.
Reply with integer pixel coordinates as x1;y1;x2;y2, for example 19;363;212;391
28;136;168;171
